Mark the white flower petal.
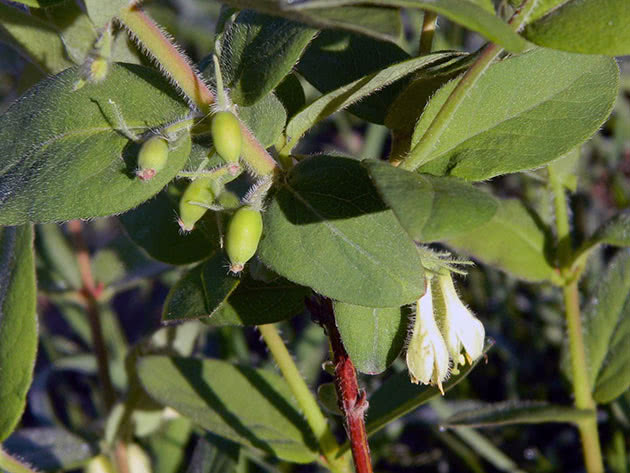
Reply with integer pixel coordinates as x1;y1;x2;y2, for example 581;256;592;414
406;279;450;390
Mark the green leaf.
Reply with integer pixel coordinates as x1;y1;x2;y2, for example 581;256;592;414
445;199;558;283
237;91;287;148
444;401;594;428
365;161;497;242
582;250;630;403
285;0;527;52
163;259;309;326
413;48;619;181
0;226;37;442
137;356;318;463
285;51;460;149
146;418;192;473
217;1;403;43
275;73;306;120
35;224;81;291
6;0;64;7
258;155;425;308
0;64;191;225
84;0;129;28
120;184;220;265
524;0;630;56
0;3;74;73
187;434;241;473
296;30;410;124
2;427;97;471
220;10;317;106
334;302;408;374
589;212;630;248
365;343;492;437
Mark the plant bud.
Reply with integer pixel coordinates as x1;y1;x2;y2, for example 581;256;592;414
136;136;169;181
225;206;263;273
211;111;242;164
178;177;214;232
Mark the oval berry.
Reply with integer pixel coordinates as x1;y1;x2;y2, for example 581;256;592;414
211;111;242;164
136;136;169;181
225;206;263;273
178;177;214;232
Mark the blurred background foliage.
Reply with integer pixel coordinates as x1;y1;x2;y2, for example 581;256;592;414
1;0;629;472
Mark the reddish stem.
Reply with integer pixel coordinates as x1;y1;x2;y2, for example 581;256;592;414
67;220;116;410
307;297;373;473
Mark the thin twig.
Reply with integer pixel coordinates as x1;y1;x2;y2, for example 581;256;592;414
307;297;373;473
67;220;116;410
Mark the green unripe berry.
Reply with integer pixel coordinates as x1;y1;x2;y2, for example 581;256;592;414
211;111;242;164
136;136;169;181
225;206;263;273
178;177;215;232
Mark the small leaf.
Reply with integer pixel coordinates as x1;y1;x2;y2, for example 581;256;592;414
334;302;408;374
286;51;460;148
0;3;73;73
0;64;192;225
285;0;527;52
445;199;558;283
35;224;81;291
524;0;630;56
590;212;630;248
0;226;37;442
444;401;594;428
2;427;97;471
237;91;287;148
218;1;403;43
296;30;410;124
137;356;318;463
366;343;492;437
163;260;308;326
120;184;221;266
582;250;630;403
258;155;425;308
366;161;497;242
413;48;619;181
220;10;317;106
84;0;129;28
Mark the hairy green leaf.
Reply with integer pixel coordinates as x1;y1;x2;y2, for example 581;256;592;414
84;0;130;28
334;302;408;374
137;356;318;463
0;3;73;73
582;250;630;403
0;64;191;225
413;48;618;181
445;199;557;283
366;161;497;242
590;212;630;248
120;184;221;265
285;51;459;149
220;10;317;106
258;155;425;307
285;0;527;52
297;30;410;124
524;0;630;56
444;401;594;428
163;260;308;326
217;1;403;43
0;226;37;442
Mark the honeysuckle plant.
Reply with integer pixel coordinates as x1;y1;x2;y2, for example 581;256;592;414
0;1;629;473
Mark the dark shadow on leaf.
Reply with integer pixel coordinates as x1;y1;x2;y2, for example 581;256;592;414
274;155;388;225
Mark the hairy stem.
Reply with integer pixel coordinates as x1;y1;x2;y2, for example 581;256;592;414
400;0;537;171
257;324;346;472
67;220;116;410
117;5;278;176
419;12;437;55
549;168;604;473
307;297;373;473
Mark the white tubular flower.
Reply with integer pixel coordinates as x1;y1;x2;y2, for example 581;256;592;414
406;277;450;394
435;273;485;371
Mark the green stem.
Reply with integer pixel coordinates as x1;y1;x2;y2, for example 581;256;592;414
419;12;437;55
258;324;347;473
549;167;605;473
0;448;38;473
399;0;537;171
